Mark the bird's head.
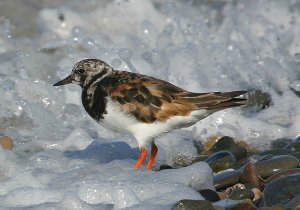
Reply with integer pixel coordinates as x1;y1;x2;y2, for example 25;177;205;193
53;59;113;88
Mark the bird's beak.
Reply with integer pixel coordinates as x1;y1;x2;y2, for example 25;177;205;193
53;75;72;86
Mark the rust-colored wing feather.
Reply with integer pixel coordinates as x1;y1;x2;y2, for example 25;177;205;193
105;71;246;123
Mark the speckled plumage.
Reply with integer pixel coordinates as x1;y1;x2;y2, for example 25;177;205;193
54;59;247;170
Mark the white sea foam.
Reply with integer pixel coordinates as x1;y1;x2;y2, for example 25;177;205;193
0;0;299;209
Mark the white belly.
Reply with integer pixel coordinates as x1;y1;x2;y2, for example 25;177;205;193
98;99;214;147
99;99;138;133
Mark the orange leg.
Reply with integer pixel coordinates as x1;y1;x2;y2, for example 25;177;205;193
134;147;147;169
146;143;158;170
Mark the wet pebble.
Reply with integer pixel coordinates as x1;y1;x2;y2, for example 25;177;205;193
255;155;299;179
205;151;236;173
217;191;226;200
251;188;262;201
270;138;292;150
210;136;236;152
226;200;258;210
283;193;300;210
285;136;300;152
198;189;220;202
263;173;300;207
203;136;221;151
172;199;214;210
214;170;241;190
227;145;248;161
264;168;300;187
0;136;13;150
236;141;251;152
259;149;294;157
229;189;255;201
240;162;261;189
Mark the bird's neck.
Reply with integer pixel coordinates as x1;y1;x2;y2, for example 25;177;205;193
81;81;108;121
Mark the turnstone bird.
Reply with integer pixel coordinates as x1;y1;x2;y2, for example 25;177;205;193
54;59;247;170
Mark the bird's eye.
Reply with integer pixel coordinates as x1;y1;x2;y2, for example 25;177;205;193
77;68;84;74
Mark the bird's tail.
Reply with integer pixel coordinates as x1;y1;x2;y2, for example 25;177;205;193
201;90;248;110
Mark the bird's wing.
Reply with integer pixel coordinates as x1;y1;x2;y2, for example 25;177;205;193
105;72;246;123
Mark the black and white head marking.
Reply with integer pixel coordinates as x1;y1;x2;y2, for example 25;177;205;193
71;59;114;87
53;59;114;88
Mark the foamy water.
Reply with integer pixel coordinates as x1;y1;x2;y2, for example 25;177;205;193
0;0;299;209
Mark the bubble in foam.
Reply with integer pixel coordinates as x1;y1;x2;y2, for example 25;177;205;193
110;58;122;69
111;183;140;209
119;48;133;62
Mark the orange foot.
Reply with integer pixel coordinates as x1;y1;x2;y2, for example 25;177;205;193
134;147;147;169
146;143;158;170
134;143;158;170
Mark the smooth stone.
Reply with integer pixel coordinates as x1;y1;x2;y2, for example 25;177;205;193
235;158;250;170
203;136;221;152
292;152;300;159
257;154;274;162
217;191;226;200
226;200;258;210
236;141;251;152
210;136;236;152
240;162;261;189
229;189;255;201
172;199;214;210
271;138;292;150
198;189;220;202
285;136;300;152
214;170;241;190
251;188;262;201
205;151;237;173
213;198;241;209
159;164;173;170
263;173;300;207
255;155;299;179
264;168;300;187
227;145;248;161
259;149;294;157
284;193;300;210
0;136;13;150
243;183;257;190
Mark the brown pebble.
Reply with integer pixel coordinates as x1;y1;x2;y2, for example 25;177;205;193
0;136;13;150
237;141;251;151
251;188;262;201
203;136;221;151
240;162;261;189
217;191;226;200
227;200;258;210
